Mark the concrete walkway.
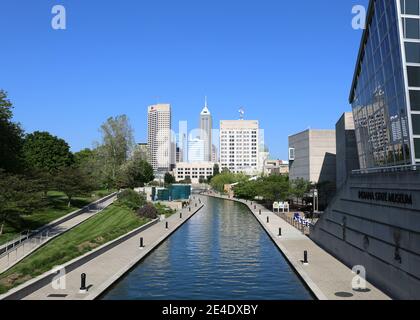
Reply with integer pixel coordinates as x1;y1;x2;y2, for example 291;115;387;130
206;193;390;300
3;199;204;300
0;195;117;274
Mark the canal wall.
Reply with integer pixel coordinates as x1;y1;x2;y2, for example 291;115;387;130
310;170;420;300
205;193;390;300
0;200;205;300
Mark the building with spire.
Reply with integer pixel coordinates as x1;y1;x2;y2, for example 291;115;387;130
200;97;213;162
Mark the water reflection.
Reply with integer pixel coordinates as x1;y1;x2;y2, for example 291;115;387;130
102;197;312;300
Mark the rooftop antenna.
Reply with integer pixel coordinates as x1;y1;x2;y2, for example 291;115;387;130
205;96;208;108
239;107;245;120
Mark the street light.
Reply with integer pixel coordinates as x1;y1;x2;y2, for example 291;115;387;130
313;189;319;213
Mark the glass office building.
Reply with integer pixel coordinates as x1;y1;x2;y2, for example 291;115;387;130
350;0;420;169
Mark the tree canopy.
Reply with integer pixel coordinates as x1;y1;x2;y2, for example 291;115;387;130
116;148;154;189
23;131;74;172
96;115;135;187
0;90;24;172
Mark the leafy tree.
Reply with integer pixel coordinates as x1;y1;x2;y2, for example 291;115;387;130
210;172;248;193
213;163;220;176
258;175;290;203
73;148;103;190
290;178;312;205
23;131;74;173
54;166;94;207
164;172;176;185
0;90;24;172
233;180;259;200
116;150;154;189
116;189;147;210
96;115;135;187
0;170;44;235
137;204;158;219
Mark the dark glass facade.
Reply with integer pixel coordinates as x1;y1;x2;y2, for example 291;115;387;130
350;0;420;169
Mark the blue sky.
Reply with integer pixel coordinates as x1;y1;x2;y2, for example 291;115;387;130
0;0;368;159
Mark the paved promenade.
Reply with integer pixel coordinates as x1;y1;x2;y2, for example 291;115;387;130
1;199;204;300
206;193;390;300
0;195;117;274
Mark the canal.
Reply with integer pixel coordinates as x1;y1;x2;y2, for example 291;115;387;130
101;196;313;300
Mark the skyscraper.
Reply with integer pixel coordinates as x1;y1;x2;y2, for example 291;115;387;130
220;120;260;174
200;97;213;162
349;0;420;169
147;104;173;172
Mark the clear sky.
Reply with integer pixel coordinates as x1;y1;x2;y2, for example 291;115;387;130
0;0;369;160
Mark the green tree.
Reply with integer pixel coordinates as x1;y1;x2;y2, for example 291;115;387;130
164;172;176;185
23;131;74;173
290;178;312;205
96;115;135;187
117;150;154;189
0;90;24;173
213;163;220;176
73;148;102;190
54;166;94;207
258;175;290;203
210;172;248;193
233;180;259;200
0;170;44;235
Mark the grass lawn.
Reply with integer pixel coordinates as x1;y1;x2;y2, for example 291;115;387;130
0;203;149;294
0;190;114;246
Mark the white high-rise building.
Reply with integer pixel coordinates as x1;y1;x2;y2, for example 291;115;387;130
200;97;213;162
147;104;173;172
220;120;260;174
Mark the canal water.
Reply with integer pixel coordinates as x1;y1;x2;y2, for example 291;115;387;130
101;196;313;300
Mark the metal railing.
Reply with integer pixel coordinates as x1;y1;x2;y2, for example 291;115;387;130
352;164;420;175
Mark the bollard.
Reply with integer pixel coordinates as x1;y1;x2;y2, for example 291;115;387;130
140;237;145;248
254;205;257;210
80;273;87;292
189;207;191;212
303;251;308;264
166;222;169;229
267;217;270;224
279;228;282;237
180;212;183;219
259;210;261;215
195;203;198;208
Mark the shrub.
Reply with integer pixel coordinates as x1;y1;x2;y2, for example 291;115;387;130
136;204;158;219
116;189;146;210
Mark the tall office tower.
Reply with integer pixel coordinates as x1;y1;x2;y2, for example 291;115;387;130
147;104;172;173
349;0;420;169
211;144;218;163
200;97;213;162
219;120;260;174
179;121;188;163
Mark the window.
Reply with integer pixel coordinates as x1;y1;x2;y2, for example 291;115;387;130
415;138;420;159
404;18;420;39
408;66;420;86
405;42;420;63
403;0;420;15
412;114;420;134
410;90;420;110
289;148;295;161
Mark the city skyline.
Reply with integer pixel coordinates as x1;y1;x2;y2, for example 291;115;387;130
0;0;369;160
